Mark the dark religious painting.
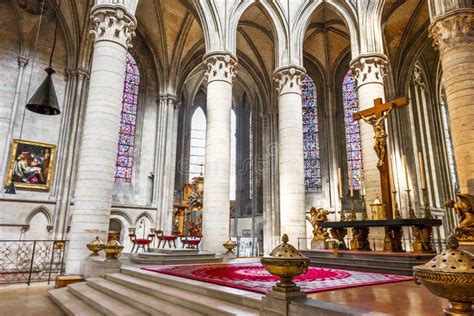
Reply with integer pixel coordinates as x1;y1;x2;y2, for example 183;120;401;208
115;53;140;183
5;139;56;191
302;74;321;191
342;69;363;190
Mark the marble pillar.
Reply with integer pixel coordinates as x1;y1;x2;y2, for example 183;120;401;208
66;4;136;274
350;54;387;203
429;9;474;195
274;65;306;247
201;53;236;254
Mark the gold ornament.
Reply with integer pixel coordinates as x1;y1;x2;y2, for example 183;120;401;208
101;237;124;260
261;234;310;292
223;239;237;254
86;236;103;256
445;194;474;244
306;207;333;241
414;235;474;316
370;196;386;220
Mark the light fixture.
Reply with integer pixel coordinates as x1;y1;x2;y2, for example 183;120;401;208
26;0;61;116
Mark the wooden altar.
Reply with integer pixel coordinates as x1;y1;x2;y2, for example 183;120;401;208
321;218;442;253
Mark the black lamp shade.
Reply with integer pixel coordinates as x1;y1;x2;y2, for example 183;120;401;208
26;67;61;115
5;182;16;194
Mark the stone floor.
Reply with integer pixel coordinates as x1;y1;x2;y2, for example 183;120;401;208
0;269;449;316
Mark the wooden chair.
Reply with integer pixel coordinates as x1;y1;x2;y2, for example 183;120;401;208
129;233;154;253
155;230;178;248
180;234;202;250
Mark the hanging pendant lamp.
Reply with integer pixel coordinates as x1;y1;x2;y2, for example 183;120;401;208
5;181;16;194
26;0;61;116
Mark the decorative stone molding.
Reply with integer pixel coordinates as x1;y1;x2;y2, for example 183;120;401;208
273;65;306;96
350;53;388;88
203;53;237;84
413;62;426;90
17;56;29;68
429;9;474;54
90;4;137;49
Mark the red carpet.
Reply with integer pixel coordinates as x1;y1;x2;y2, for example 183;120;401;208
142;263;412;294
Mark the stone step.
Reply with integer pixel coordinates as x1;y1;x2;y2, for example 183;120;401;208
86;277;201;316
68;282;146;316
137;252;217;259
121;266;263;310
307;260;414;275
106;272;260;316
49;287;102;316
153;248;200;254
130;255;223;265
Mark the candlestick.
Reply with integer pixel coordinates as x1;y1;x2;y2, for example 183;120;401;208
421;188;433;219
338;167;342;199
339;197;346;222
360;171;366;196
361;193;368;220
406;188;416;219
403;155;410;191
418;152;426;190
350;195;356;221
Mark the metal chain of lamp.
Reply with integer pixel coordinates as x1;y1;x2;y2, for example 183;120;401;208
5;0;61;194
25;0;61;116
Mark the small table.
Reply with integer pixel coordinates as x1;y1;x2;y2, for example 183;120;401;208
321;219;442;253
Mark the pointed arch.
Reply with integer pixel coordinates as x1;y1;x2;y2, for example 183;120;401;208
110;209;133;226
25;205;53;226
134;211;154;226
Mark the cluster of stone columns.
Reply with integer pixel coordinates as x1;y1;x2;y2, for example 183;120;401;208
350;53;387;206
66;3;137;274
429;8;474;195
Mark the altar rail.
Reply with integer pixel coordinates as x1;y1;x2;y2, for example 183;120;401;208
0;240;67;285
298;237;446;253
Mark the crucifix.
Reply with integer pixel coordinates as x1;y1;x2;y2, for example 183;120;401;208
353;96;409;219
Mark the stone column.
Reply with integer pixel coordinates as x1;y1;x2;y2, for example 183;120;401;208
201;53;236;254
350;54;387;203
155;94;178;233
1;56;28;186
66;3;136;274
274;65;306;248
429;9;474;195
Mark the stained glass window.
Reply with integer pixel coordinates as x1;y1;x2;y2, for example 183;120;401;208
342;69;363;190
115;54;140;183
189;107;206;181
302;75;321;191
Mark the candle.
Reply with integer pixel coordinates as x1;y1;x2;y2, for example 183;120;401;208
349;167;354;197
403;155;410;190
338;167;342;198
418;152;426;189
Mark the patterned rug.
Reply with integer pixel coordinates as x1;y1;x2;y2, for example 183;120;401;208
142;263;412;294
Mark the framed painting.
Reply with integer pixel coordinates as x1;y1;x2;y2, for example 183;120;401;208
5;139;56;191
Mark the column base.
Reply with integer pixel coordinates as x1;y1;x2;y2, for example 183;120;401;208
260;289;307;316
83;257;121;278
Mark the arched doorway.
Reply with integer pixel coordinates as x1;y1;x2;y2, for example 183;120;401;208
108;218;122;243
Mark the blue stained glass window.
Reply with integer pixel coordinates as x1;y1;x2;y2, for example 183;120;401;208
115;54;140;183
342;70;363;190
302;75;321;191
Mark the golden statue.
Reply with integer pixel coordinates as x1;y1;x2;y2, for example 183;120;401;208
445;194;474;243
359;104;394;166
306;207;333;241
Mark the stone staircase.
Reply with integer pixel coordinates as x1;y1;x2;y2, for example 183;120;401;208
49;266;262;315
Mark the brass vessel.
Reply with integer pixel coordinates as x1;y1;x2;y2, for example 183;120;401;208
413;235;474;315
223;239;237;254
261;234;310;292
86;236;103;256
101;237;124;260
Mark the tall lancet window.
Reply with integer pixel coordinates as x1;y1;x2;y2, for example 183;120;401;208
342;69;363;189
302;75;321;191
115;53;140;183
189;107;206;181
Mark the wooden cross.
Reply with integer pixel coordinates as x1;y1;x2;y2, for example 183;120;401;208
353;96;409;219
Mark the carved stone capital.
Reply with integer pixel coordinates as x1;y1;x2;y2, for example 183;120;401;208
17;56;29;68
90;4;137;49
429;9;474;54
273;65;306;96
349;53;388;88
159;93;177;108
203;52;237;84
